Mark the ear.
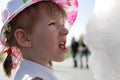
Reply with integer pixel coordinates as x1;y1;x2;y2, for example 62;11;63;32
14;29;32;47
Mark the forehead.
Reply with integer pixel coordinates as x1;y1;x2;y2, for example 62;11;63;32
37;1;66;20
39;10;66;25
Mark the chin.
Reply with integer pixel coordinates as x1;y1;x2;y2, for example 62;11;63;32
54;57;66;62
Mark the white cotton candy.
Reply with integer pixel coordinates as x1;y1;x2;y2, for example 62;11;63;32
84;0;120;80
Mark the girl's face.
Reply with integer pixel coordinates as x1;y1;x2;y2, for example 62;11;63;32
29;9;68;64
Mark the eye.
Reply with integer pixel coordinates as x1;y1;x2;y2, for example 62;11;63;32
48;22;56;26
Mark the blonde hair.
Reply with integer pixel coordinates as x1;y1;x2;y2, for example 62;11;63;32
3;1;66;77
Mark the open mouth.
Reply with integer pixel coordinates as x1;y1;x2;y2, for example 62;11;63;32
59;41;67;52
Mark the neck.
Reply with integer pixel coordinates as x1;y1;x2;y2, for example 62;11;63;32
20;49;52;68
23;56;52;68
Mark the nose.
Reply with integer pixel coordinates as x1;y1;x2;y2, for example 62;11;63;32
60;27;69;36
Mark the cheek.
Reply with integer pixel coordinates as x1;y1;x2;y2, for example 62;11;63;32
41;31;58;49
31;28;59;52
46;30;58;41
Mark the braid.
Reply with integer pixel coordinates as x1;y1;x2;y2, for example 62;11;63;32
3;48;13;77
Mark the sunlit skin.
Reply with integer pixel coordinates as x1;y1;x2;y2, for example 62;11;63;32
15;6;68;67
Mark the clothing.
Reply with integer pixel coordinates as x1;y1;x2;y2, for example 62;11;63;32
71;41;79;67
14;59;57;80
71;41;79;54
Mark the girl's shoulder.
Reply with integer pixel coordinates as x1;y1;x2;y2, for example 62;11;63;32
14;59;56;80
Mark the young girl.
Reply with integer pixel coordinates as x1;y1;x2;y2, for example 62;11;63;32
0;0;78;80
